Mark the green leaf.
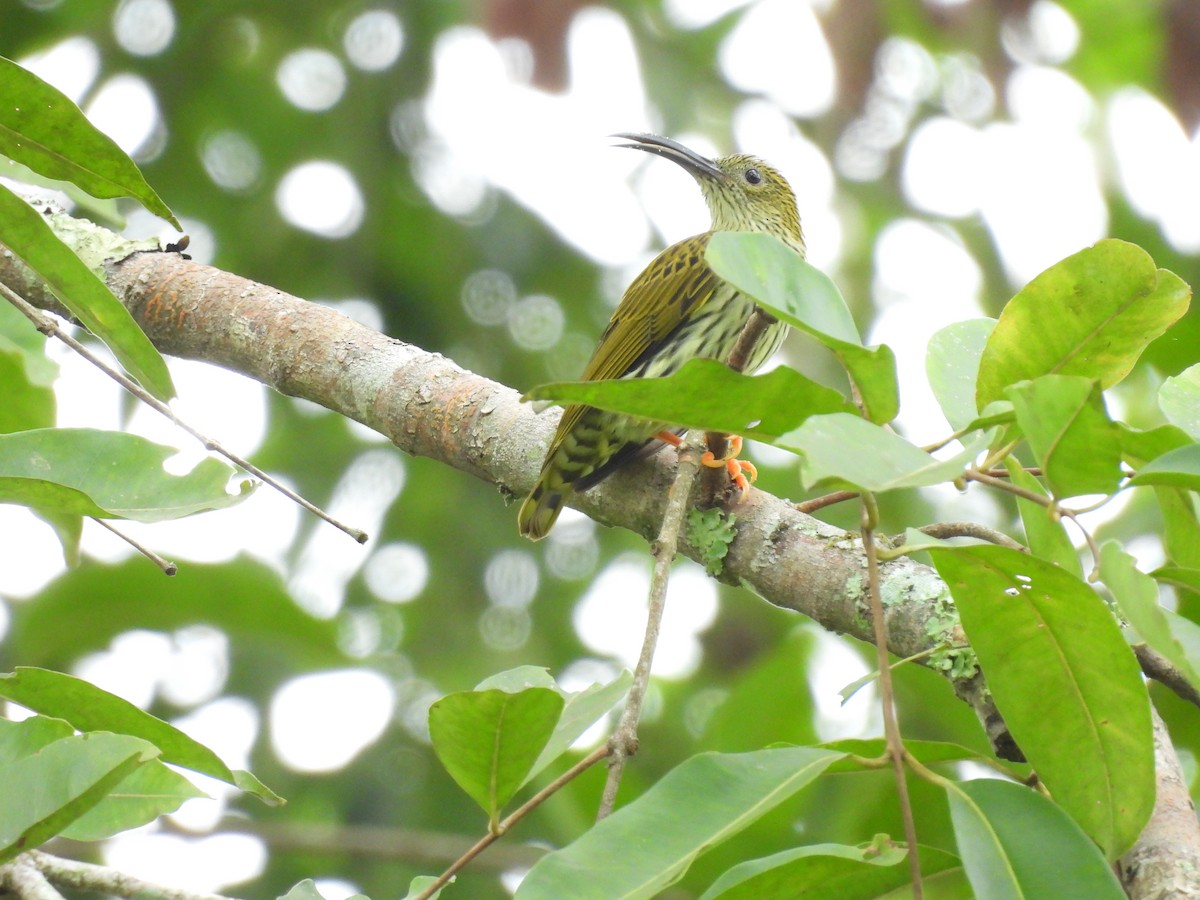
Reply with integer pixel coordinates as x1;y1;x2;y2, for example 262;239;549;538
475;666;558;692
401;876;444;900
0;716;204;841
1100;543;1200;693
527;672;630;785
929;546;1153;857
1005;460;1082;578
0;56;178;226
779;413;991;493
0;715;73;762
699;840;960;900
471;666;632;786
514;747;843;900
0;732;157;864
0;667;282;806
1160;364;1200;439
524;358;854;441
62;760;207;841
706;232;899;424
0;306;57;435
428;687;564;825
1153;566;1200;597
1005;375;1122;498
926;318;996;431
947;779;1125;900
0;428;254;521
1129;444;1200;491
0;184;175;400
976;240;1190;408
1155;488;1200;569
278;880;369;900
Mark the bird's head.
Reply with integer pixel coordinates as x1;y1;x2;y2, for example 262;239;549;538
614;132;805;252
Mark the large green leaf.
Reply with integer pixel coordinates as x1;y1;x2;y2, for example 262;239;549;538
0;184;175;400
706;232;899;424
428;687;564;827
0;56;178;226
0;716;204;841
698;840;960;900
779;413;991;492
1129;444;1200;492
947;779;1125;899
514;747;843;900
0;427;253;521
0;732;157;864
524;357;854;440
929;545;1153;858
976;240;1190;408
1004;375;1122;498
926;318;996;431
0;668;281;806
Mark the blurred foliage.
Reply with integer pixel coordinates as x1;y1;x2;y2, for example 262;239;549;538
2;1;1200;897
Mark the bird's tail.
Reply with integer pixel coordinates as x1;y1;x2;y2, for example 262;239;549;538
517;479;565;541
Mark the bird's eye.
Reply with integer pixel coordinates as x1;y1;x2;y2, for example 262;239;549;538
744;167;762;185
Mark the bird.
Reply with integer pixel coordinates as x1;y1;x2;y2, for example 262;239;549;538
518;132;806;540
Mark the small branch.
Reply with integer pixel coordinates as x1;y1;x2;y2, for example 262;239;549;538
24;851;232;900
1135;645;1200;709
0;856;62;900
91;517;178;575
795;489;858;514
963;468;1054;506
861;494;923;899
596;443;700;820
913;522;1026;552
417;744;611;900
0;282;367;544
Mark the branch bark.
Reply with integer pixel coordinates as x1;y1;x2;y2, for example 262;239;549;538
0;243;1006;753
6;225;1199;890
1120;707;1200;899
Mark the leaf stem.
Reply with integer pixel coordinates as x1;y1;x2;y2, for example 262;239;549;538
416;744;611;900
596;441;700;820
860;492;923;899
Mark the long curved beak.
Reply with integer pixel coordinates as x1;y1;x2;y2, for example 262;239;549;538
611;132;726;181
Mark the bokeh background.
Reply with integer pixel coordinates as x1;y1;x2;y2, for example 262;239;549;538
3;1;1200;897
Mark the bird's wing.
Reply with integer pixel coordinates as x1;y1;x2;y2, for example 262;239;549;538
550;232;718;441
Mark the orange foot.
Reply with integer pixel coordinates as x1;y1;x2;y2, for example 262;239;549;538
700;435;757;500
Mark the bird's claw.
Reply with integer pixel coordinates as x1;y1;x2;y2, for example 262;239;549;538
700;436;756;500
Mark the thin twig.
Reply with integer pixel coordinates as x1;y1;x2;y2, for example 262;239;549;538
0;855;62;900
596;442;700;820
913;522;1027;552
25;851;232;900
963;468;1054;505
0;282;367;544
91;517;178;575
795;489;859;514
1135;645;1200;709
861;494;923;898
417;744;611;900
